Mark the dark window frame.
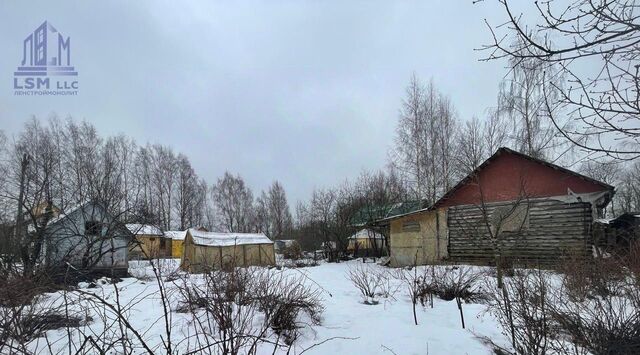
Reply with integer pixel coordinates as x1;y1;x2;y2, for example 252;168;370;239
85;221;102;235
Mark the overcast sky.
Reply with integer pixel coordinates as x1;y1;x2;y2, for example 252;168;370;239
0;1;519;204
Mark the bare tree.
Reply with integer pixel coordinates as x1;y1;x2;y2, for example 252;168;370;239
174;154;206;230
254;191;270;236
267;181;293;240
456;117;487;175
483;0;640;160
436;95;459;192
389;74;430;199
484;109;509;155
456;112;510;176
389;74;461;202
150;145;178;230
496;50;564;160
211;172;254;233
0;118;143;278
309;187;340;250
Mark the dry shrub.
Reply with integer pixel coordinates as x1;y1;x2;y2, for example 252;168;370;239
177;267;323;351
14;311;89;342
487;254;640;355
551;295;640;355
498;257;516;277
346;264;384;305
282;243;303;260
422;265;486;329
175;295;207;313
556;253;591;301
0;264;91;351
253;270;323;344
176;268;265;354
558;252;627;300
0;291;91;349
551;254;640;355
377;269;401;300
394;264;485;327
0;263;63;307
426;266;486;303
0;275;51;307
627;240;640;285
487;269;553;355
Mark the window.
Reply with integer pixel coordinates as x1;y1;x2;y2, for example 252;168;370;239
402;221;421;232
160;238;166;249
85;221;102;235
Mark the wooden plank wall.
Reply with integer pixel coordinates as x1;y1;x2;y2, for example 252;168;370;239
447;199;592;265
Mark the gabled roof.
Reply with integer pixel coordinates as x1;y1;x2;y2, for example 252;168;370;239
187;228;273;247
39;200;133;238
165;230;187;241
432;147;613;209
349;200;427;226
378;147;615;222
126;223;163;236
44;201;89;227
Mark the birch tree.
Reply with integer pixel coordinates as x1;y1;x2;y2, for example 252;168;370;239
389;74;461;203
496;53;562;160
211;172;254;233
267;181;293;240
484;0;640;160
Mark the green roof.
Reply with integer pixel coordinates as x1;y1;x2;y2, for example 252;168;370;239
349;200;427;226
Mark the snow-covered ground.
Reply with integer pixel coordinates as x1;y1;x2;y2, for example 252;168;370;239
25;259;506;354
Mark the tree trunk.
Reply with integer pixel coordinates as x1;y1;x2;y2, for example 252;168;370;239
15;154;29;276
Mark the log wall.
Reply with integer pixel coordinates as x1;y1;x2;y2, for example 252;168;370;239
447;199;592;265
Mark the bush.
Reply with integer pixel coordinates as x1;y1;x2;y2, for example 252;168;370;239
427;265;486;303
176;267;324;352
393;264;485;327
551;295;640;355
627;240;640;285
487;269;553;355
551;254;640;355
282;243;303;260
346;264;385;305
558;252;627;300
254;270;323;344
15;312;89;342
0;290;91;349
487;254;640;355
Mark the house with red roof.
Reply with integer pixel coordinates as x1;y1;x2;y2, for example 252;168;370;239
382;147;614;266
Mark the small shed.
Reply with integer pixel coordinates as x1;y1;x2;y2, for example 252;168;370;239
347;229;387;257
126;223;171;259
593;213;640;255
42;201;131;277
166;226;208;258
181;229;275;272
165;230;187;258
381;147;614;267
274;239;299;253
